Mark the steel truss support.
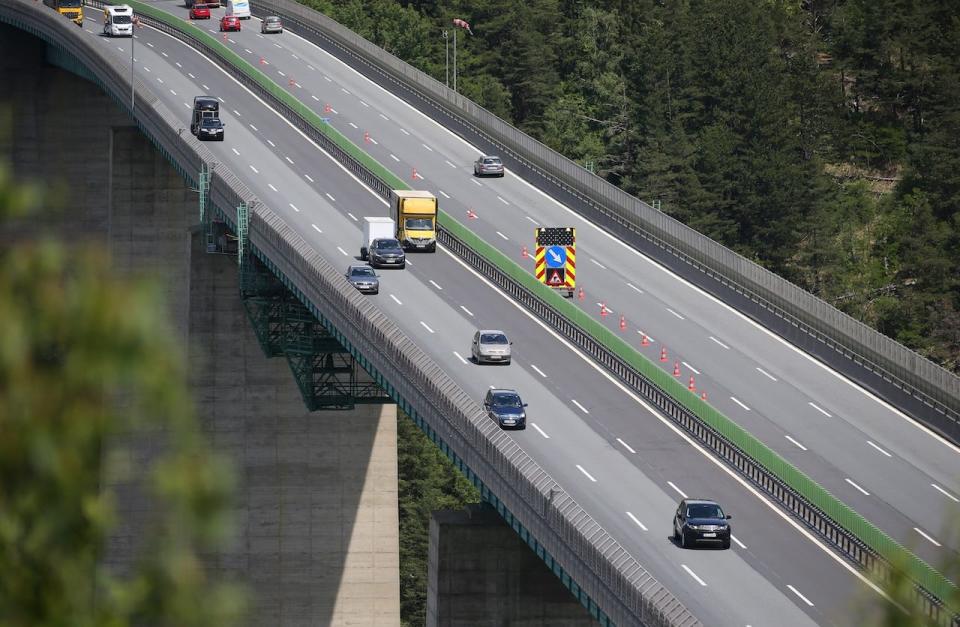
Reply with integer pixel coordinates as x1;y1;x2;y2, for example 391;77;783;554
239;254;390;410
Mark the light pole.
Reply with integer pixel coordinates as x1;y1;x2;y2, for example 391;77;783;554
452;27;457;92
130;15;142;112
442;29;449;88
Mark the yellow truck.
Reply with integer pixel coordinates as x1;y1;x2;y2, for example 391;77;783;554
44;0;84;26
391;190;437;253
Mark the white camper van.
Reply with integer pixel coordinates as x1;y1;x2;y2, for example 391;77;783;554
225;0;250;19
103;4;134;37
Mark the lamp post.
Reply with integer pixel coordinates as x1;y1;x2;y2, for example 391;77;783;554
442;29;449;88
130;15;142;112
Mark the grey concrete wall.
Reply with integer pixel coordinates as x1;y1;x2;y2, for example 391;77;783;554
1;24;399;626
427;504;595;627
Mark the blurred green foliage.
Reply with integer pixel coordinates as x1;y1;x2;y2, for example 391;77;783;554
0;160;244;626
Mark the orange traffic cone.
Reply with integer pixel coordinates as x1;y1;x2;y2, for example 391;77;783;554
660;347;668;362
600;303;609;318
324;103;331;113
467;209;477;220
641;333;650;347
619;315;626;331
578;287;584;301
700;391;708;401
364;131;370;143
673;361;681;377
521;246;528;259
688;376;697;391
411;168;419;180
259;57;266;65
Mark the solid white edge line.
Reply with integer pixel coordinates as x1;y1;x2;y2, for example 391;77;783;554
681;564;707;587
575;464;597;482
452;351;467;365
785;435;808;451
787;584;814;607
626;512;648;531
531;423;550;439
845;478;870;496
931;484;960;503
913;527;942;547
390;294;402;305
617;438;636;454
667;481;687;499
530;364;547;378
867;440;893;457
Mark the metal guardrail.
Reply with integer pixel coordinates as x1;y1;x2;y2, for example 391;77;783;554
0;2;701;625
99;3;960;621
249;0;960;442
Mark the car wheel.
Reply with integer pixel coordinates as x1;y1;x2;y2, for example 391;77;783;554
673;523;680;542
680;530;688;548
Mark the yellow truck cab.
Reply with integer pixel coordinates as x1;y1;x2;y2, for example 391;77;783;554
390;190;437;253
43;0;84;26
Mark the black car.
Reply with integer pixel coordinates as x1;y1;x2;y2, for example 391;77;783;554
369;237;406;269
197;117;224;141
673;499;732;549
345;265;379;294
483;388;527;430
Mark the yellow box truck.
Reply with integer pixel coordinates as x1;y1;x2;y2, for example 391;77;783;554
391;190;437;253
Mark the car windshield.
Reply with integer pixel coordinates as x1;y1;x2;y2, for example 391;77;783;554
404;217;433;230
687;504;724;519
113;15;132;23
483;158;502;165
374;239;400;249
201;119;220;127
492;393;521;407
480;333;508;344
266;17;280;23
350;267;375;277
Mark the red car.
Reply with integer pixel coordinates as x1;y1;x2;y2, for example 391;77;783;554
189;4;210;19
219;15;241;31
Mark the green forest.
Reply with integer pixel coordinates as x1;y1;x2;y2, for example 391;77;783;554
301;0;960;373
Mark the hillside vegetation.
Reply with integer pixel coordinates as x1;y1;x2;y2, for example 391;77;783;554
303;0;960;372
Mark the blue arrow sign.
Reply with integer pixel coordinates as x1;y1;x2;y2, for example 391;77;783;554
546;245;566;268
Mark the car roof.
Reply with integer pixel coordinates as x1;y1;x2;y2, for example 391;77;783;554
348;265;372;271
489;388;519;395
478;329;506;335
683;499;720;506
265;15;280;19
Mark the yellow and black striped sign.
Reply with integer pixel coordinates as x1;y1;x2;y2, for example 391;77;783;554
534;227;576;290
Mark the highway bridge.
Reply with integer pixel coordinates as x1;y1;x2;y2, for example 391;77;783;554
3;0;960;624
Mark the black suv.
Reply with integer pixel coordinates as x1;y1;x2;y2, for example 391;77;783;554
483;389;527;430
673;499;732;549
197;117;224;141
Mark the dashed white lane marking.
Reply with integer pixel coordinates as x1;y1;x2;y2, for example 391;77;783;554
525;216;539;224
422;143;433;152
756;367;778;381
273;42;281;48
809;402;832;417
232;148;240;156
340;87;350;94
184;102;191;108
420;321;435;334
390;294;402;306
471;179;482;186
144;66;151;72
681;565;707;587
459;305;473;317
532;423;550;439
627;283;644;294
289;203;299;213
429;280;443;290
785;435;808;451
682;361;700;375
336;246;348;256
667;481;687;498
452;351;468;365
326;193;336;202
156;77;164;84
867;441;892;457
188;72;195;79
249;165;259;174
256;33;263;39
359;100;369;107
292;54;299;60
267;183;278;192
146;42;154;47
244;48;251;54
249;124;259;132
589;258;607;269
217;96;226;103
400;128;410;135
389;154;400;162
626;512;648;531
227;38;235;44
265;139;275;147
576;465;597;482
787;585;814;607
730;397;751;411
307;63;313;69
914;527;942;547
617;438;636;454
667;308;685;320
439;190;450;199
202;84;210;91
175;61;182;68
328;107;338;114
571;400;590;414
731;535;747;549
490;230;508;241
932;484;960;503
709;336;730;349
169;88;178;95
304;174;314;183
323;75;332;82
445;160;457;168
311;94;320;101
379;113;389;120
637;330;656;342
369;137;379;145
845;478;870;496
348;122;358;129
497;195;509;205
233;109;241;116
530;364;547;378
161;51;168;57
285;156;294;164
311;224;322;233
347;212;358;221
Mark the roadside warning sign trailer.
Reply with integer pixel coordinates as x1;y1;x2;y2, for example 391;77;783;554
534;227;576;297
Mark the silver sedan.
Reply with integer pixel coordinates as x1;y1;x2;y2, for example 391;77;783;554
473;155;504;177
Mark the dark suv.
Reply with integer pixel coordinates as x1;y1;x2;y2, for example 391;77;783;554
369;238;406;269
673;499;732;549
483;389;527;430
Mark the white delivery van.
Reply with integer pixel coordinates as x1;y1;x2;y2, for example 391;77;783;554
225;0;250;19
103;4;134;37
361;217;396;261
